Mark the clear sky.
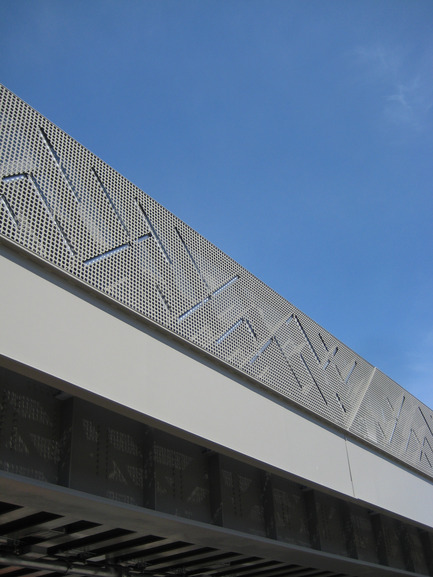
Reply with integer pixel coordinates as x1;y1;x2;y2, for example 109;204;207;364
1;1;432;408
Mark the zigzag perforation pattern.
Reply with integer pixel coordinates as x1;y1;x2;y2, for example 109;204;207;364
1;85;432;479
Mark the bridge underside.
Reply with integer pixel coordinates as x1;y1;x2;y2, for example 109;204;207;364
0;365;432;577
0;86;432;577
0;481;370;577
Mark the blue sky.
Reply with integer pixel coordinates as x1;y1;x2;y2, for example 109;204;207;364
1;1;433;408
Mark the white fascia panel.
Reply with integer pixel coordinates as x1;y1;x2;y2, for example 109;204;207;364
346;439;433;527
0;248;351;494
2;247;433;528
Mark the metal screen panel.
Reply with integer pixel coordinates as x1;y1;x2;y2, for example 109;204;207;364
1;84;432;480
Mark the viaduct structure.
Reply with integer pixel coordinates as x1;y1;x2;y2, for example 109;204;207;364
0;85;432;577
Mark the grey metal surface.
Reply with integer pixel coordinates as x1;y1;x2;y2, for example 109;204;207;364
2;470;429;577
0;368;432;577
0;499;343;577
0;84;432;480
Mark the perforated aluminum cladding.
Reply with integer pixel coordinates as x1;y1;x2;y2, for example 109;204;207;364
1;85;432;480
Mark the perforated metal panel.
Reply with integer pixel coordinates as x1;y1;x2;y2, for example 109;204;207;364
1;84;432;480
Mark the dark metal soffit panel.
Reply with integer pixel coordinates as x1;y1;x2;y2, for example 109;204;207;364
0;472;423;577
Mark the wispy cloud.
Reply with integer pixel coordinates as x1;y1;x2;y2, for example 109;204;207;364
354;45;400;79
353;44;433;131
